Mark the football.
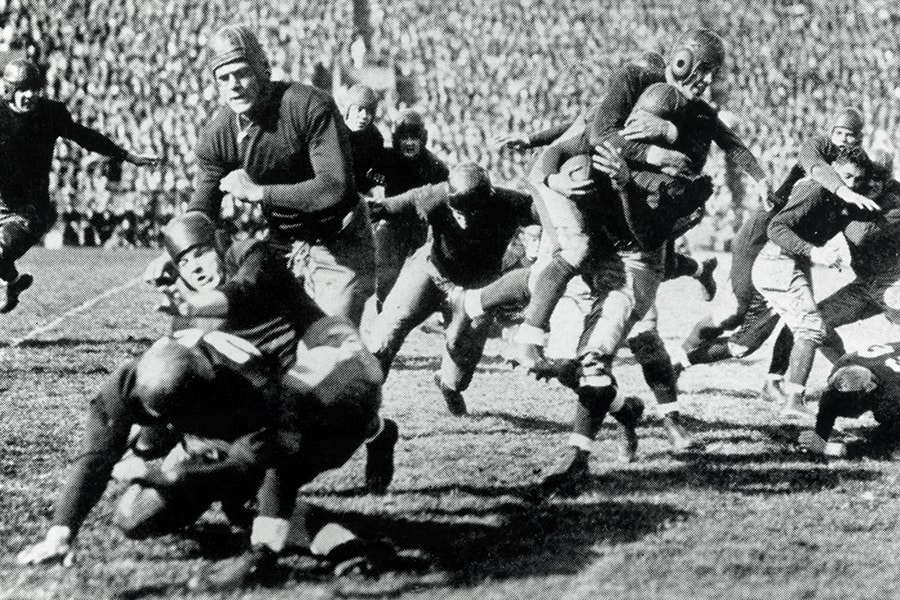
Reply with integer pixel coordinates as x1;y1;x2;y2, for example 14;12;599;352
558;153;595;183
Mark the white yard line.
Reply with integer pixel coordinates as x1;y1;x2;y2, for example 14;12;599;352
9;276;144;348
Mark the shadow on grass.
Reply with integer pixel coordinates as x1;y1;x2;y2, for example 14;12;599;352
320;498;688;586
0;337;156;349
470;411;571;433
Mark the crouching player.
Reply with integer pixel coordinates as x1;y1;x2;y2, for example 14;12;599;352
799;342;900;458
17;213;399;583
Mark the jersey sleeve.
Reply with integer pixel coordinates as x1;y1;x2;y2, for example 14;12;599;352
55;103;129;160
766;179;822;257
188;118;234;219
799;136;844;195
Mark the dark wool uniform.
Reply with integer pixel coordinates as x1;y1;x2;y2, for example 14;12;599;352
48;239;380;540
816;343;900;442
368;182;534;393
348;124;385;195
189;81;375;325
0;98;129;275
372;146;449;305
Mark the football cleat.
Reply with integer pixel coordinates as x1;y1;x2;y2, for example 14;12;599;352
538;448;591;497
1;273;32;313
434;373;467;416
661;411;698;452
365;418;398;494
189;545;282;592
779;393;814;421
761;377;786;404
529;357;581;390
695;257;718;301
611;396;645;463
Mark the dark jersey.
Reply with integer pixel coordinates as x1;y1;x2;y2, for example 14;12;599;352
218;238;326;374
0;99;127;214
843;180;900;279
378;147;449;197
380;183;536;287
348;124;385;194
190;82;358;244
768;179;874;257
772;135;852;208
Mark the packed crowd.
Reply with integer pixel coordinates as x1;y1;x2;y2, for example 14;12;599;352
3;0;899;248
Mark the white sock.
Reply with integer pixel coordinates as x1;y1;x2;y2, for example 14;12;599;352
782;381;806;396
463;289;484;318
608;395;625;414
514;323;548;347
250;516;290;553
766;373;784;382
568;433;593;452
657;402;679;416
670;346;691;368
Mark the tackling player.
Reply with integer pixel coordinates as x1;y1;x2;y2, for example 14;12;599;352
187;24;374;325
673;109;879;388
18;213;398;585
752;147;877;418
0;58;159;312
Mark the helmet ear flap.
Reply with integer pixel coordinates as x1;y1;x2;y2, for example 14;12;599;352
670;48;694;80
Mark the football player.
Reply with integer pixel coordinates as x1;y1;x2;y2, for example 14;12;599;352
752;147;877;418
0;58;159;312
18;213;398;585
342;84;385;195
187;25;374;325
799;343;900;458
366;163;535;416
370;110;449;309
674;109;879;390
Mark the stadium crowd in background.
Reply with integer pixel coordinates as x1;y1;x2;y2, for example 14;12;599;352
0;1;897;250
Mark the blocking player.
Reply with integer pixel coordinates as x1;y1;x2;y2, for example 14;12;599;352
18;213;398;582
187;24;374;325
673;109;879;389
752;146;877;418
799;343;900;458
370;110;449;309
366;163;535;416
342;84;385;195
0;58;160;313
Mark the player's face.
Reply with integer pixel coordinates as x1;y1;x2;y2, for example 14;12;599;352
214;61;264;115
671;63;719;99
177;245;223;291
831;127;860;150
399;136;422;158
835;162;866;191
8;85;40;113
346;104;375;132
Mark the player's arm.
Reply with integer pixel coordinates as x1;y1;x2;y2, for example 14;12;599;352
258;96;352;212
766;180;821;257
498;188;540;227
187;126;234;219
711;117;767;183
495;119;578;151
58;106;158;165
799;137;879;211
375;183;446;221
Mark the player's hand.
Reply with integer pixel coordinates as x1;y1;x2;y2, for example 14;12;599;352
220;169;264;203
144;253;176;286
366;168;385;187
126;152;163;167
17;526;73;566
622;110;677;143
810;245;843;269
227;429;271;470
592;141;630;191
492;133;531;151
546;165;594;198
112;455;150;482
155;284;189;316
836;186;880;212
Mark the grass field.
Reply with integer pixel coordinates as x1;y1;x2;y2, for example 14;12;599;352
3;247;900;599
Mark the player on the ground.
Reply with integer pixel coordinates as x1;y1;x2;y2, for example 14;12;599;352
672;109;879;390
752;146;877;419
798;342;900;458
370;110;449;309
0;57;159;313
343;84;386;195
187;24;374;325
366;163;536;416
18;213;398;585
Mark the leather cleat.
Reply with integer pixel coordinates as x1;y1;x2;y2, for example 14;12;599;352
761;378;786;404
661;411;699;452
189;544;282;592
779;395;814;421
538;448;591;497
365;418;398;494
611;396;644;463
1;273;32;313
434;373;467;416
529;357;581;389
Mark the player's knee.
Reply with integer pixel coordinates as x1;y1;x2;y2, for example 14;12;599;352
559;234;589;268
114;485;167;539
627;331;674;386
133;338;214;419
793;316;825;346
576;354;617;415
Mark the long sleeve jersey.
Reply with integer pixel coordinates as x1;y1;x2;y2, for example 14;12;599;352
380;183;536;287
843;180;900;279
0;99;128;214
348;124;385;194
768;178;874;257
189;82;358;244
772;135;855;209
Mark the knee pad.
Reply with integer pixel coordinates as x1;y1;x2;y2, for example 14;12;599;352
133;338;215;420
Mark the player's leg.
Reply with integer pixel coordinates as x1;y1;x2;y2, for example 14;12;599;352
663;244;718;301
373;219;413;311
365;249;444;378
816;281;876;363
302;202;376;327
0;210;51;312
436;306;493;416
